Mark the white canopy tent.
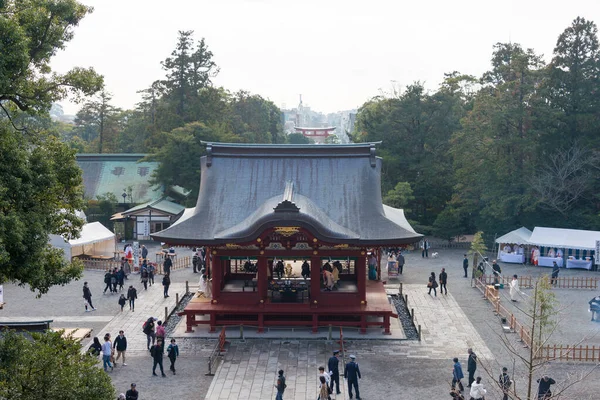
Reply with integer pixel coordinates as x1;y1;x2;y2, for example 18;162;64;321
495;227;532;263
49;222;116;260
528;227;600;250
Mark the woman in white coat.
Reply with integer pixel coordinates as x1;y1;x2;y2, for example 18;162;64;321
510;274;521;302
469;376;486;400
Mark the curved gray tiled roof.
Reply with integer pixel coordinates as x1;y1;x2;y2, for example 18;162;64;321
152;143;422;246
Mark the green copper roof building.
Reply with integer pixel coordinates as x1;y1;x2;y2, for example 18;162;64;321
76;154;163;203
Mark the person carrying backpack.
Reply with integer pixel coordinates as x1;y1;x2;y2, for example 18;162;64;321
143;317;156;350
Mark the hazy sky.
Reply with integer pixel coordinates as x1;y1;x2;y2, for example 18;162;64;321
51;0;600;115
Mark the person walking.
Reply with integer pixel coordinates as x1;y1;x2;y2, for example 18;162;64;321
421;239;429;258
463;254;469;278
167;338;179;374
127;285;137;311
318;376;330;400
510;275;521;302
103;270;112;294
163;256;172;276
499;367;511;400
151;338;167;377
102;335;113;372
467;348;477;387
111;268;118;293
274;369;286;400
118;294;126;312
125;383;138;400
83;282;96;312
141;244;148;261
162;273;171;298
428;272;438;296
551;262;560;286
492;260;502;284
469;376;486;400
156;320;165;342
317;366;331;390
143;317;156;350
397;251;405;274
328;350;341;395
344;354;361;400
117;267;125;291
87;336;102;357
439;268;448;295
148;262;156;286
140;264;149;290
113;330;128;366
537;376;555;399
452;357;465;392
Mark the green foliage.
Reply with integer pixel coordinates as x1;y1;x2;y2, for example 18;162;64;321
383;182;414;210
73;91;122;153
286;133;311;144
84;193;118;230
0;124;85;293
0;0;100;293
469;231;488;255
0;0;103;120
0;330;115;399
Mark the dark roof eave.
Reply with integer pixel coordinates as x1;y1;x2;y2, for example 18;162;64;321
150;235;423;247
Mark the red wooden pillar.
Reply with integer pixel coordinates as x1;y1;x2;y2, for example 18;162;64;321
312;313;318;333
258;313;264;333
383;315;391;335
211;255;221;302
360;315;367;334
257;256;267;302
209;313;216;333
310;256;321;305
185;313;194;333
356;254;367;303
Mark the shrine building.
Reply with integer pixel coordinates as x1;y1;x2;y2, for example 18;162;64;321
152;142;421;334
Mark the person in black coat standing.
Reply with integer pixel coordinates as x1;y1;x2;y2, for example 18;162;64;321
397;252;405;274
163;256;172;276
467;348;477;387
344;355;361;400
463;254;469;278
162;273;171;298
537;375;555;399
328;350;341;395
439;268;448;295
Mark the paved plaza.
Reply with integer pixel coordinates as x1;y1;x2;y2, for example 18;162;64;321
2;246;600;399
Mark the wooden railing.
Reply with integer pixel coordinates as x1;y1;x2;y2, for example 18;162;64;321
551;276;598;290
479;275;597;290
479;275;533;288
474;278;599;362
80;259;121;271
537;344;600;362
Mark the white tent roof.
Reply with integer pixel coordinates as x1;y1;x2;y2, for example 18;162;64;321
495;227;532;245
69;222;115;246
528;227;600;250
382;205;418;234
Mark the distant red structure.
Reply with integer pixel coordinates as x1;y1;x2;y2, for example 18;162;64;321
294;126;336;143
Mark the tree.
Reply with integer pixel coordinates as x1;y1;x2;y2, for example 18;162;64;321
74;91;122;153
0;0;102;294
546;17;600;147
383;182;414;210
0;0;103;127
469;231;488;279
286;133;311;144
0;330;115;399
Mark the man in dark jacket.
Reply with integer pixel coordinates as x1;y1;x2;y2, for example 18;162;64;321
467;348;477;387
274;369;285;400
452;357;464;392
127;285;137;311
125;383;138;400
151;338;166;377
537;375;555;399
162;273;171;298
499;367;511;400
397;252;405;274
344;355;361;399
163;256;172;275
103;271;112;294
328;350;341;394
439;268;448;295
463;254;469;278
141;245;148;260
83;282;96;311
589;295;600;321
113;330;128;366
492;260;502;284
551;262;560;286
